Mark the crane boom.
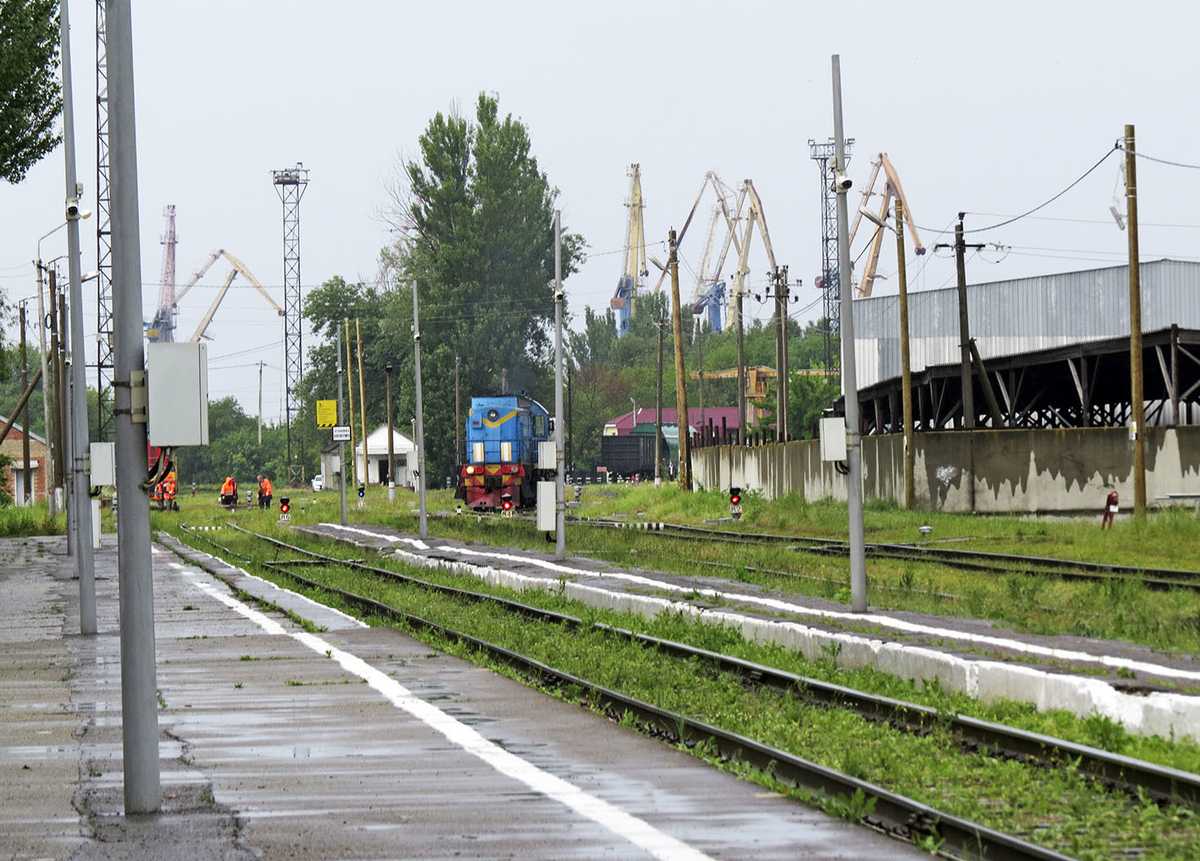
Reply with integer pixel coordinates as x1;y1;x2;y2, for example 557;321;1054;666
189;269;239;342
851;153;925;298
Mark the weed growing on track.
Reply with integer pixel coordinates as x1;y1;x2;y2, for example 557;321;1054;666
158;517;1200;860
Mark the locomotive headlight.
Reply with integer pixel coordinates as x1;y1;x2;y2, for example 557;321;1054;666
465;465;476;475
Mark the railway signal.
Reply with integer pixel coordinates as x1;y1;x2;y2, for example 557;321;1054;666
501;492;514;518
279;497;291;524
357;483;366;509
730;487;742;520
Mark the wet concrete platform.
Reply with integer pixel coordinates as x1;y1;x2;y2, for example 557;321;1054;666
0;534;927;860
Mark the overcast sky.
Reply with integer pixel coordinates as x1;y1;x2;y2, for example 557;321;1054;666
3;1;1198;422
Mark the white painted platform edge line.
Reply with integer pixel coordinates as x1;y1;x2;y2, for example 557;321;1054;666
174;579;713;861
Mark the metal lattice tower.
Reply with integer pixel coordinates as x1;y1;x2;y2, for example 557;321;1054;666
94;0;114;441
272;163;308;485
809;137;852;371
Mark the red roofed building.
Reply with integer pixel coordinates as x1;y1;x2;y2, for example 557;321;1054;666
603;407;742;440
0;416;49;505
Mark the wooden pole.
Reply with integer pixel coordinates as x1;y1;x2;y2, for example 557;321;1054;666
344;318;357;487
356;318;368;484
1125;123;1146;516
896;200;914;509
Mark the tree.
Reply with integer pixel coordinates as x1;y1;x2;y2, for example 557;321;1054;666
379;93;584;481
1;0;61;184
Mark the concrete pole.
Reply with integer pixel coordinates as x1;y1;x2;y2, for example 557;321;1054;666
344;318;356;487
20;305;31;504
832;54;867;613
896;200;915;509
1125;124;1146;516
386;362;395;503
412;282;428;537
108;0;161;814
257;361;263;445
669;229;691;490
35;262;56;518
553;210;565;561
356;318;367;485
337;327;347;525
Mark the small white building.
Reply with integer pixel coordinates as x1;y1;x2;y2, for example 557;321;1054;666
355;425;417;488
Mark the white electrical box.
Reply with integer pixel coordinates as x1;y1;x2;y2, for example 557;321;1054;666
819;417;848;462
147;342;210;446
537;441;556;470
90;442;115;486
536;480;556;531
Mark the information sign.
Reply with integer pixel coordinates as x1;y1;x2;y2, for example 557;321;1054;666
332;425;351;441
316;400;338;428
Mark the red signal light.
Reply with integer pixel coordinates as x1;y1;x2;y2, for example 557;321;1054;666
729;488;741;506
279;498;291;514
502;499;512;511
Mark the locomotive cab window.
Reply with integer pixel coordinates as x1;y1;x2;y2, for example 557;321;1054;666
533;415;548;437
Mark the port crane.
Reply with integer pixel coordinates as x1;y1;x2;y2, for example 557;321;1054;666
610;164;648;336
146;246;283;343
847;153;925;298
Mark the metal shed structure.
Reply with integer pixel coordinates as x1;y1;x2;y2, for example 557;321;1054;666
851;259;1200;432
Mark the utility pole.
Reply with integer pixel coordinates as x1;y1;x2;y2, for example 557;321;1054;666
386;361;395;503
553;210;565;560
35;262;55;518
1125;123;1146;516
735;268;747;445
773;266;791;441
337;327;347;525
20;305;31;504
933;214;983;430
356;318;367;486
668;229;691;489
655;310;664;485
49;272;65;497
832;54;867;613
344;318;356;487
58;0;95;623
110;0;161;813
896;200;915;509
412;280;427;537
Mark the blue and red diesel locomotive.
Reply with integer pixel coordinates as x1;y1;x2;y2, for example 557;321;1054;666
455;394;552;510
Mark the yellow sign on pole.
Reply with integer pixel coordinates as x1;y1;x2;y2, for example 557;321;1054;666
316;400;337;429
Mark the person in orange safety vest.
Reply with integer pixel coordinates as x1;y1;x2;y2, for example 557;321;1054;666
163;473;178;512
150;480;164;511
257;475;273;509
220;476;238;508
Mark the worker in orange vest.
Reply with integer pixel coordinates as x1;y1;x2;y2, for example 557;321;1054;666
150;480;164;511
220;476;237;508
163;473;178;512
257;475;273;509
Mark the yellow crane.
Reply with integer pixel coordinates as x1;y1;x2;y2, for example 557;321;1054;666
610;164;648;335
688;366;835;400
847;153;925;298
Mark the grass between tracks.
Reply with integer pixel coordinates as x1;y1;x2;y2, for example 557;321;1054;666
156;508;1200;861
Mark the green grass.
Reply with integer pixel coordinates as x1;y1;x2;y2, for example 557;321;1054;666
159;520;1200;860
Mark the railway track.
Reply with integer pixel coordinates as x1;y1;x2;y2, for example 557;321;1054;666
570;517;1200;594
170;522;1200;857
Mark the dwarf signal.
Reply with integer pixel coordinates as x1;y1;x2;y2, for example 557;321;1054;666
729;487;742;520
279;497;291;524
501;492;514;518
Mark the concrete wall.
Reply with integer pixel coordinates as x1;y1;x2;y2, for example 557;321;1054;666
693;426;1200;512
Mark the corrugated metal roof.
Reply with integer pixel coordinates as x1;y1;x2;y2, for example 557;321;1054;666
852;259;1200;388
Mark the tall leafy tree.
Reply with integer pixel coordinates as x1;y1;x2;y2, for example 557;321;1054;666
1;0;61;184
381;93;584;481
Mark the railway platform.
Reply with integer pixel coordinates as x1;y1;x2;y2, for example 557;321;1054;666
0;533;927;860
